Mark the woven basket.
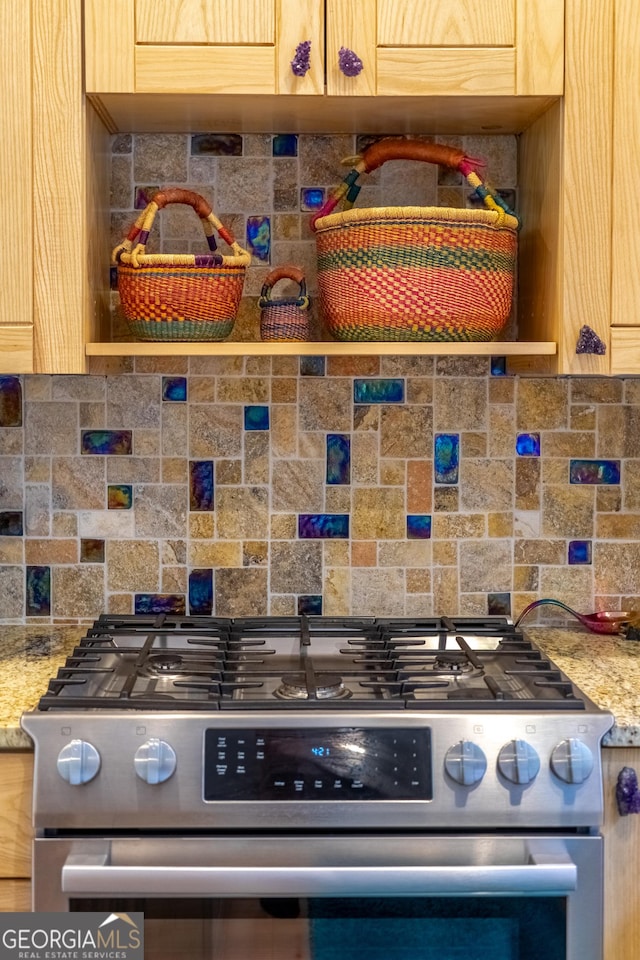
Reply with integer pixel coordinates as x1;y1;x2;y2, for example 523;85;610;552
112;189;251;341
259;264;310;342
311;139;519;342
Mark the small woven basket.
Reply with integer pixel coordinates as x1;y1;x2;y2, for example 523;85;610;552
259;265;310;341
311;139;519;343
112;189;251;341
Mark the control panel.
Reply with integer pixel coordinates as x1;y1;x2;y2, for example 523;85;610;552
203;727;432;801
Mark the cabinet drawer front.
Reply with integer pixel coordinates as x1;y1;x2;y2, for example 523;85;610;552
0;881;31;913
135;47;277;95
377;0;514;47
136;0;274;45
378;49;515;96
0;326;33;374
0;753;33;877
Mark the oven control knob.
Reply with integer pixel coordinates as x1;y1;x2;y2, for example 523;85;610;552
550;738;594;784
444;740;487;786
497;739;540;785
134;738;177;784
57;739;101;785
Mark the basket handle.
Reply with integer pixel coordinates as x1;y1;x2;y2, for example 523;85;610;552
310;137;519;229
111;189;250;268
259;264;309;309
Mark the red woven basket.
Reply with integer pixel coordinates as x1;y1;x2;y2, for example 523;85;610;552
310;139;519;343
112;189;251;342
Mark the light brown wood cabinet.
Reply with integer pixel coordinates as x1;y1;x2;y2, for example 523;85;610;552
0;751;33;912
602;748;640;960
85;0;563;101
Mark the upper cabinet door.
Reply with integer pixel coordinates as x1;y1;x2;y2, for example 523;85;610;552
328;0;564;97
85;0;324;96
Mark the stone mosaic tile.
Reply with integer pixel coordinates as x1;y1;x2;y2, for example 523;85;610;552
516;379;568;430
433;487;459;512
162;376;187;401
134;485;187;539
380;407;432;458
273;134;298;157
0;511;23;536
26;565;50;616
0;376;22;426
0;539;24;564
135;593;186;615
189;461;214;511
488;592;511;616
460;540;512;592
380;460;404;485
244;433;270;485
244;405;270;430
25;402;78;455
216;487;269;539
351;434;379;485
134;134;188;181
516;433;540;456
568;540;592;564
188;569;214;614
352;567;405;617
81;430;132;455
407;515;432;539
461;459;513;511
354;378;404;404
352;488;404;540
215;567;268;616
0;457;23;509
80;539;105;563
192;133;242;156
434;378;486;430
326;434;350;484
298;514;349;539
190;405;243;457
300;357;325;377
105;484;131;510
272;460;324;512
542;485;595;538
570;459;621;484
52;458;106;510
434;434;459;484
379;541;431;567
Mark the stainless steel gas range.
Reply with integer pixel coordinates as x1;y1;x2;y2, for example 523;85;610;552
22;615;615;960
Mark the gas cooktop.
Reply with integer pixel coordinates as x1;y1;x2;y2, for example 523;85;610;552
35;614;594;712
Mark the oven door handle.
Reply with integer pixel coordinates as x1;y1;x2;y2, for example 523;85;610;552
61;842;578;898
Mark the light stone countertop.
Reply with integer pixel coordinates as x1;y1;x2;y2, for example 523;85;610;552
1;623;639;750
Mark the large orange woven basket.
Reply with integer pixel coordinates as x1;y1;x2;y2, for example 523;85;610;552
310;139;519;343
112;189;251;341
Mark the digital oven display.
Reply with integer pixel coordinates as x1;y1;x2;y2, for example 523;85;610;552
203;728;431;801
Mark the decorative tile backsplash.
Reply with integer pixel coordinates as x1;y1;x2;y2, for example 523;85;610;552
2;362;640;624
1;133;639;624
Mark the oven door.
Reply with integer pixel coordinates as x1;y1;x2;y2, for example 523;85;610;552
33;833;603;960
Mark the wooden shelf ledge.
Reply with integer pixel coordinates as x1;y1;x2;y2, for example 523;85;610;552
86;341;557;358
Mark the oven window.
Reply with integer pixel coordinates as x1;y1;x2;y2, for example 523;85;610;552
71;895;566;960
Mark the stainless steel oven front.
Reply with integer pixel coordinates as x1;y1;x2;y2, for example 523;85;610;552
32;832;603;960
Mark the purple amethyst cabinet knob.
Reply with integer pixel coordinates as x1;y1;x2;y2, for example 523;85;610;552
616;766;640;815
338;47;364;77
290;40;311;77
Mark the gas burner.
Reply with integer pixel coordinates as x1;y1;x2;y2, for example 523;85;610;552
145;653;184;675
274;672;352;701
430;654;483;679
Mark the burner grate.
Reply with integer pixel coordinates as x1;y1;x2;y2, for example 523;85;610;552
34;614;587;712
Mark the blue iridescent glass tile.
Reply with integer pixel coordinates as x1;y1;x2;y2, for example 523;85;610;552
244;406;270;431
247;216;271;262
570;459;621;484
135;594;186;615
298;595;323;615
407;515;432;539
354;379;404;404
490;356;507;376
273;134;298;157
108;484;133;510
516;433;541;457
0;511;23;536
191;134;242;156
80;539;105;563
568;540;592;564
300;188;326;211
298;514;349;538
190;460;214;511
0;376;22;426
162;376;187;402
189;569;214;615
300;356;325;377
326;434;350;484
434;434;460;484
82;430;132;455
26;566;51;616
488;592;511;616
